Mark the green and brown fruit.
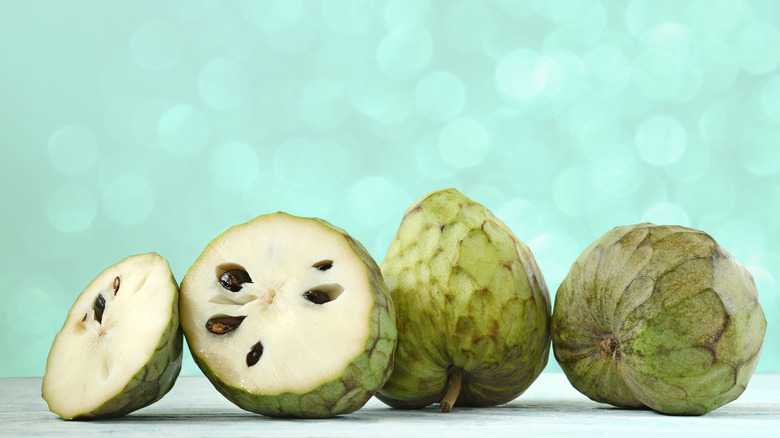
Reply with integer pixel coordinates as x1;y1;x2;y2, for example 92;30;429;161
377;188;551;412
179;212;397;418
552;223;767;415
42;253;183;420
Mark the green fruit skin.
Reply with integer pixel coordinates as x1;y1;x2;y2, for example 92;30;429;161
83;302;183;419
47;253;183;420
185;214;397;418
552;223;767;415
376;188;551;409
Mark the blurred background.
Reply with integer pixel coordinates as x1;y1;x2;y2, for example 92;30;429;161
0;0;778;376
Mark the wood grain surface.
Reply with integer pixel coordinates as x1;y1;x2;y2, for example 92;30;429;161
3;373;778;437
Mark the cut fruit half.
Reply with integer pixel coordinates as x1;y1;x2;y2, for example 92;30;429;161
180;212;397;418
42;253;183;420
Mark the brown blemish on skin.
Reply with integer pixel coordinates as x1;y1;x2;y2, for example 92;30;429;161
598;335;621;360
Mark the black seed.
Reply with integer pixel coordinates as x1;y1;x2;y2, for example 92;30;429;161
246;341;263;367
303;290;331;304
312;260;333;271
93;294;106;324
206;316;246;334
219;269;252;292
113;276;120;295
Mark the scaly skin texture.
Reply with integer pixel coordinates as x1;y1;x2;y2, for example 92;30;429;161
187;214;397;418
552;223;767;415
377;188;551;410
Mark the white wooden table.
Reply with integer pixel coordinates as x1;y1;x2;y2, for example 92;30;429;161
3;373;778;437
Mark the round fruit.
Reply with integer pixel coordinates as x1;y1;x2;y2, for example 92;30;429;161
42;253;183;420
179;212;397;418
552;223;767;415
377;188;551;412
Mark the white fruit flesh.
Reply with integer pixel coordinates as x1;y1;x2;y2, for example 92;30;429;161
42;253;177;419
180;213;373;394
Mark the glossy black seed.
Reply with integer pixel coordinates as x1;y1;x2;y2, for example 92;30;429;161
93;294;106;324
312;260;333;271
219;269;252;292
303;290;331;304
246;341;264;367
206;316;246;334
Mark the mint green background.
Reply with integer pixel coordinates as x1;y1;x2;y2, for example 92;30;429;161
1;0;778;377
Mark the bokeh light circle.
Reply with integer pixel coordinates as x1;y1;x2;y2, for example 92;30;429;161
739;125;780;176
415;71;467;122
209;142;260;191
45;183;97;233
383;0;433;30
348;176;409;226
584;46;630;97
47;125;99;176
198;58;249;110
636;115;686;165
496;49;548;100
101;174;155;225
299;80;350;130
273;139;351;189
641;202;690;227
322;0;376;35
552;167;597;217
158;104;210;155
441;1;496;53
762;75;780;123
376;27;433;79
738;23;780;74
438;118;490;169
130;20;182;71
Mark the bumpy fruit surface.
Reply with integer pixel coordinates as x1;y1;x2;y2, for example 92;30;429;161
377;188;551;412
552;223;767;415
179;212;396;418
42;253;183;420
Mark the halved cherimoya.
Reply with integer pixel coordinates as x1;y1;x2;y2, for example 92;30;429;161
179;212;397;418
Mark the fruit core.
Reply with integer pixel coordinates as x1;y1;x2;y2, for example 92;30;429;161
207;260;349;371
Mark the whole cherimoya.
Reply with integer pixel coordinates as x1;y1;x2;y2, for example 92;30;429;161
377;188;551;412
553;223;766;415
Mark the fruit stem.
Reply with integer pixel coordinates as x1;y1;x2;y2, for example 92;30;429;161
440;367;466;413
